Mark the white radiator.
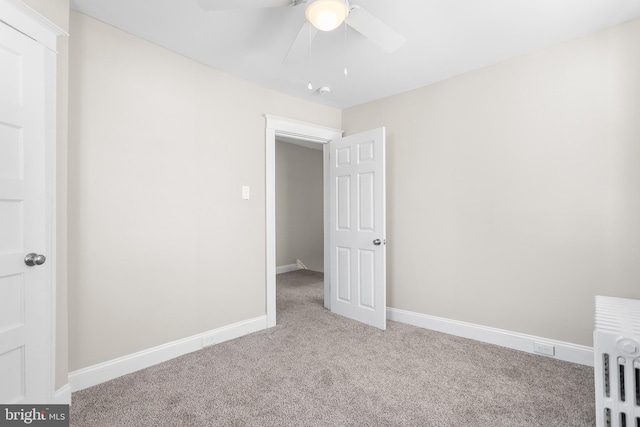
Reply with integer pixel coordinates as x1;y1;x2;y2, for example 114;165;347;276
594;296;640;427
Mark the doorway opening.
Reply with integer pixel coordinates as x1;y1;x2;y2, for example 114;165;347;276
275;136;324;275
264;115;343;327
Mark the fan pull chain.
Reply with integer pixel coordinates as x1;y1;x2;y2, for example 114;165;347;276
343;2;348;76
307;23;313;90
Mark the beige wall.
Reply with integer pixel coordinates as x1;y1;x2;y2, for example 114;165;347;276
342;18;640;347
67;12;341;371
20;0;70;390
275;141;324;272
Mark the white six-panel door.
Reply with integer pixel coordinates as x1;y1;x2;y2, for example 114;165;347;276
0;19;52;403
329;128;386;330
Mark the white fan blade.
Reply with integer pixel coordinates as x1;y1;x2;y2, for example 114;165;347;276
346;5;406;53
283;22;319;63
198;0;292;11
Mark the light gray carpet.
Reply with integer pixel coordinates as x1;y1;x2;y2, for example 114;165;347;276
70;270;595;426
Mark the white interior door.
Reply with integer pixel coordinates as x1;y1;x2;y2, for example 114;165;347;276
0;20;52;403
329;128;386;329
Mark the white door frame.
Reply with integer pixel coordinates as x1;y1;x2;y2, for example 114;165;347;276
264;115;343;328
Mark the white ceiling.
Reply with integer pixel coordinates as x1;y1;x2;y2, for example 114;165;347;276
69;0;640;109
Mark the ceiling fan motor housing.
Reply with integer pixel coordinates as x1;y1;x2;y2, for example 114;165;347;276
305;0;350;31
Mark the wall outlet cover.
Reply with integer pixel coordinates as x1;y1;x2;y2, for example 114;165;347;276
533;342;555;356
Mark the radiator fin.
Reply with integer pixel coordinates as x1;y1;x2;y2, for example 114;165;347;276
604;353;611;397
635;364;639;406
595;296;640;427
620;358;627;402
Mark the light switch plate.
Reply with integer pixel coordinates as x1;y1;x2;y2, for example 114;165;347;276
242;185;250;200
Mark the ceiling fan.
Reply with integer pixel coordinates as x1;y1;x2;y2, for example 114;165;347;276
197;0;406;63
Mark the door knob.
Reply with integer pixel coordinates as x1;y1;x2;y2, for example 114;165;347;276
24;253;46;266
373;239;382;246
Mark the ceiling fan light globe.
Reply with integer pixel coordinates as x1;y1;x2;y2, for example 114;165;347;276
305;0;347;32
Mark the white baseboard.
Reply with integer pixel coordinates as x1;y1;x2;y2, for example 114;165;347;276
387;307;593;366
69;315;267;392
276;264;299;274
53;384;71;404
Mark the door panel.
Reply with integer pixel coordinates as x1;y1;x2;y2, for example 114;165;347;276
336;176;350;230
0;123;23;180
358;172;374;230
0;201;23;252
0;41;22;104
358;249;375;308
0;20;51;403
0;347;24;402
0;274;24;331
330;128;386;329
336;247;351;302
